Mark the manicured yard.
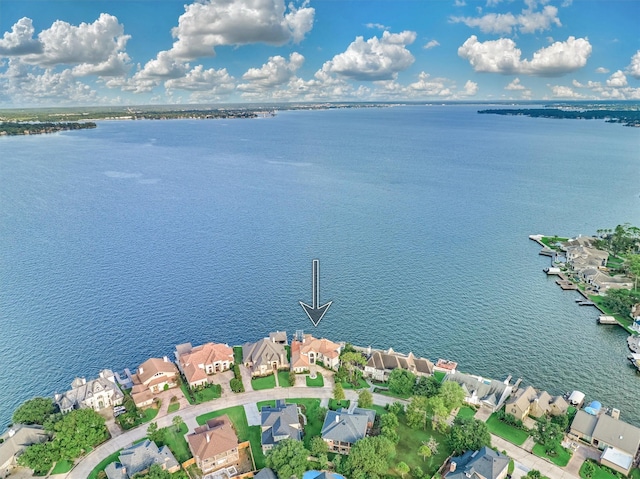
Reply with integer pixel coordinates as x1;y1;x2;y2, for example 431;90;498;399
373;387;411;400
579;460;624;479
328;399;350;410
233;346;243;365
342;378;369;389
287;398;323;449
630;468;640;479
589;295;633;331
193;384;222;402
168;402;180;413
256;400;276;410
540;236;569;249
51;460;73;474
532;443;571;467
278;370;292;387
486;413;529;446
196;405;265;469
87;450;121;479
142;407;159;423
306;373;324;387
252;374;276;390
433;371;447;383
456;406;477;419
158;423;192;463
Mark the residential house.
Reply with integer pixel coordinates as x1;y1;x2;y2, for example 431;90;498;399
175;342;234;389
580;269;633;293
260;400;302;452
336;407;376;430
130;357;179;408
290;334;342;372
445;371;512;411
569;410;640;476
186;415;240;474
504;386;568;421
363;348;434;382
242;337;289;377
321;408;375;454
54;369;124;413
565;244;609;270
254;469;278;479
0;425;48;478
444;447;510;479
104;440;180;479
269;331;288;345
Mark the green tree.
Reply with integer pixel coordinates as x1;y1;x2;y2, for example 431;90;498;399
339;351;367;385
265;439;309;479
582;460;596;479
413;465;425;479
406;396;429;430
526;469;542;479
388;369;416;396
447;416;491;454
289;370;297;386
533;417;563;454
48;408;108;461
628;254;640;290
136;464;172;479
388;402;405;416
17;442;57;474
310;436;328;457
413;376;441;398
317;406;328;423
147;422;162;443
418;444;432;461
358;389;373;408
343;436;396;479
438;381;466;412
334;382;346;401
426;396;449;432
12;397;55;425
396;461;410;478
172;415;183;431
381;412;400;444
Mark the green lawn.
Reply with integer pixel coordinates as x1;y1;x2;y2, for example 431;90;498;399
373;387;411;400
51;460;73;474
87;450;121;479
287;398;323;449
579;460;622;479
233;346;243;365
142;407;159;423
306;373;324;387
342;378;369;389
630;468;640;479
257;400;276;411
196;405;265;470
540;236;569;249
486;413;529;446
278;371;292;387
328;399;350;410
168;402;180;413
252;374;276;390
532;444;571;467
285;345;291;361
433;371;447;383
589;295;633;332
180;382;195;405
157;423;191;463
194;384;222;402
456;406;477;419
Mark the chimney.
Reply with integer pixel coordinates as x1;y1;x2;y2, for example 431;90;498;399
206;433;210;443
450;462;457;473
139;367;144;374
335;415;340;423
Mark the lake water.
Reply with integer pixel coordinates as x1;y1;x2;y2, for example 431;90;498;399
1;105;639;428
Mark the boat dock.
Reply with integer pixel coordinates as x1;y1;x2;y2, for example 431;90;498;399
628;335;640;353
599;315;618;324
628;353;640;372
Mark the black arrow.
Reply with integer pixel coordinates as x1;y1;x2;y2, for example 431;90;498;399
300;259;332;327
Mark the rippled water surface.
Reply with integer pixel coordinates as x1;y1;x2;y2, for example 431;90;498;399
1;106;639;428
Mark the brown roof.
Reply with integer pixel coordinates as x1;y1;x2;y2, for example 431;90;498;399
435;359;457;371
136;358;178;385
187;415;238;460
178;342;233;385
291;335;341;369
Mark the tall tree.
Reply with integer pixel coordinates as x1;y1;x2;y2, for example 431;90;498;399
12;397;55;425
418;444;432;461
628;254;640;290
357;389;373;408
310;436;328;457
406;396;429;430
438;381;466;412
333;382;346;401
343;436;396;479
172;415;183;431
48;408;108;461
388;369;416;396
339;351;367;385
265;439;309;479
381;412;400;444
396;461;410;478
426;396;449;432
447;416;491;454
533;417;563;454
17;442;57;474
413;376;441;398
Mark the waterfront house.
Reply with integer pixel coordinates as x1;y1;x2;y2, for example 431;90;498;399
175;341;234;389
569;410;640;476
580;269;633;293
131;357;179;408
269;331;288;345
321;409;374;454
504;386;568;421
242;336;289;377
444;447;510;479
54;369;124;413
104;439;179;479
290;334;342;372
0;425;48;478
260;400;302;453
186;415;240;474
445;371;512;411
363;348;434;382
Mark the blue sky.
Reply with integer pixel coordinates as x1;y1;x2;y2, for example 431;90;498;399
0;0;638;106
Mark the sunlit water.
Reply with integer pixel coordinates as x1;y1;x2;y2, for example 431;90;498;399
1;105;638;428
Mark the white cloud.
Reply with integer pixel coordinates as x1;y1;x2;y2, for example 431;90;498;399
322;30;416;81
167;0;314;60
549;84;585;98
165;65;235;92
595;67;609;74
505;77;526;90
627;51;640;79
454;0;467;6
461;80;478;96
450;5;560;34
238;52;304;93
0;17;42;56
366;23;389;30
407;72;452;96
606;70;627;87
424;40;440;50
458;35;591;76
115;51;189;93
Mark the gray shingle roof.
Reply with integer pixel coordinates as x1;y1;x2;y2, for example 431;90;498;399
321;411;368;444
0;425;48;469
445;371;510;408
261;400;301;446
592;413;640;456
446;447;509;479
105;440;178;479
254;469;278;479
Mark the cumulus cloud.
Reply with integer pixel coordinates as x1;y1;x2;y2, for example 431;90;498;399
458;35;591;76
627;51;640;79
165;65;235;92
167;0;314;60
424;40;440;50
595;67;609;74
549;84;585;98
461;80;478;96
558;74;640;100
606;70;627;87
450;5;561;34
366;23;389;30
322;30;416;81
0;17;43;56
505;77;526;90
238;52;304;93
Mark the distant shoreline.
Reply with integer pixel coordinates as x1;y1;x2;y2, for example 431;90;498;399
478;108;640;127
